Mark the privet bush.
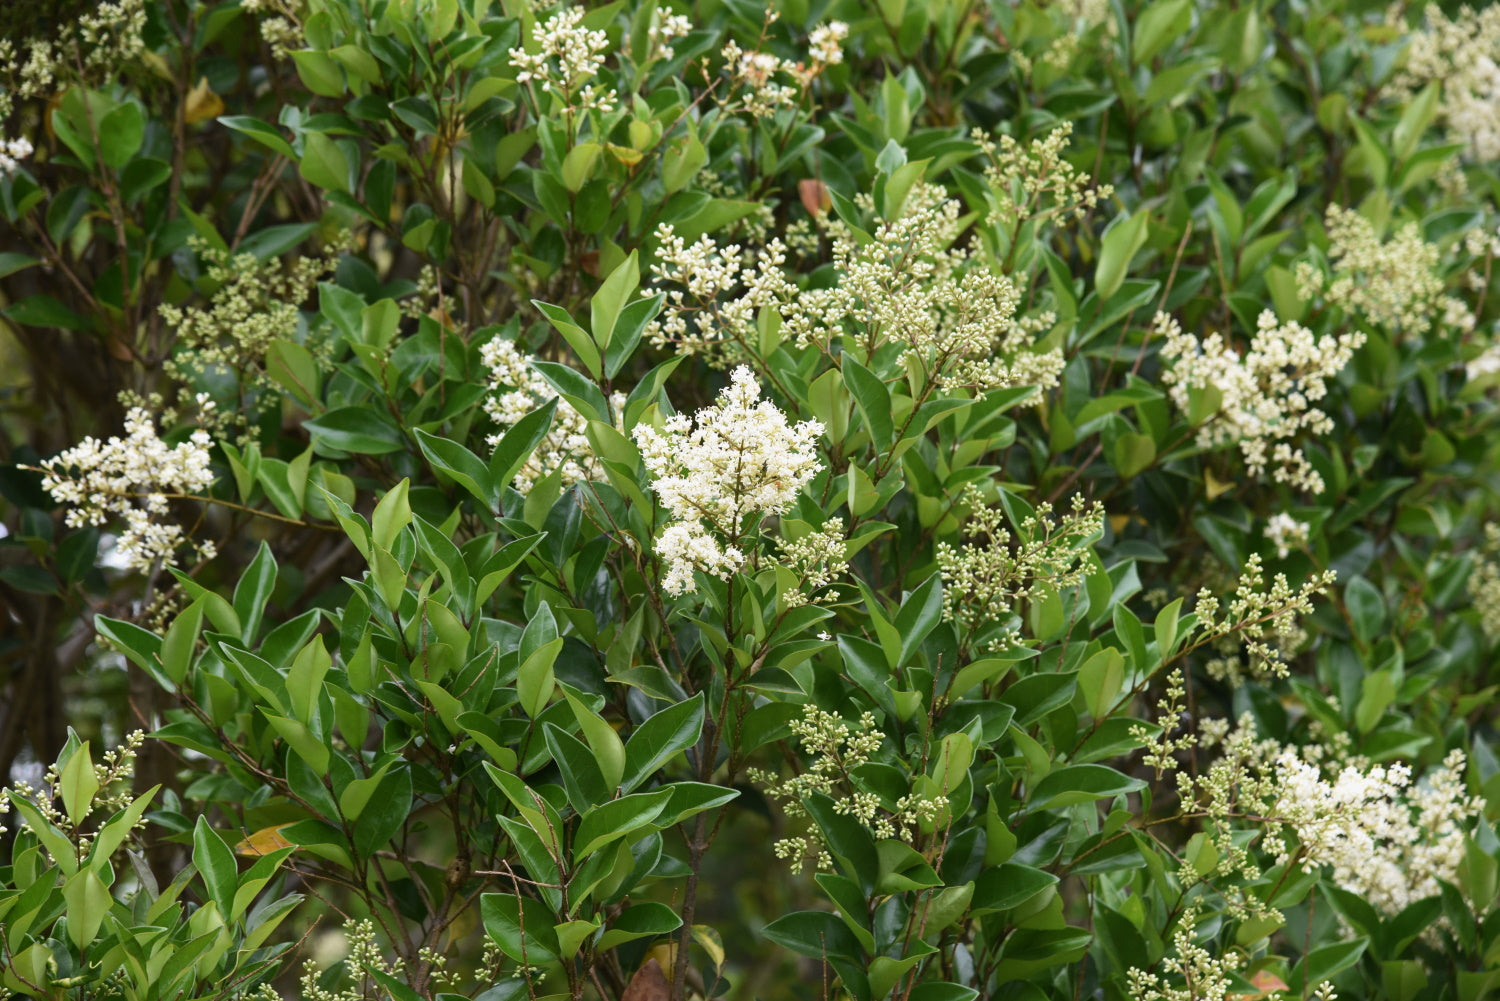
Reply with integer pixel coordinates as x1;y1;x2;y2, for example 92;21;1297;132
3;1;1500;1000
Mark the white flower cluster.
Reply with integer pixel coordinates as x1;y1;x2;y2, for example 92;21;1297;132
0;133;32;177
1195;717;1482;918
1263;512;1309;559
480;336;621;494
1467;342;1500;381
646;12;691;62
936;486;1103;648
807;21;850;68
40;404;217;572
648;182;1065;396
1156;309;1364;495
634;366;823;595
646;223;797;367
509;7;616;114
1390;4;1500;161
1295;205;1471;336
720;39;801;117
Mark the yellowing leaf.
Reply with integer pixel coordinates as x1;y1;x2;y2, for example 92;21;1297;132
233;823;295;856
1204;468;1234;500
183;76;225;125
690;925;725;973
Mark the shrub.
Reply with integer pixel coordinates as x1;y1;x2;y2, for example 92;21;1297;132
2;1;1499;1000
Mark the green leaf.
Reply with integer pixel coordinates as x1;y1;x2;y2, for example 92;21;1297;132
371;479;412;551
1095;209;1150;300
1345;576;1386;645
353;766;412;859
60;742;99;827
533;300;602;379
300;132;351;194
1080;647;1126;720
219;115;296;159
573;788;672;857
842;356;893;451
543;722;609;809
972;862;1058;912
875;138;907;174
233;541;277;644
481;893;561;964
0;252;41;279
622;693;705;792
893;574;944;669
590;250;639;348
1295;937;1368;994
62;868;111;949
662;132;707;192
597;902;682;950
290;49;345;97
762;910;863;962
563;686;626;790
415;429;495;510
98;102;144;169
305;406;405;454
192;816;238;918
532;359;610;423
490;398;560;492
1030;764;1145;808
561;142;603;192
1132;0;1191;64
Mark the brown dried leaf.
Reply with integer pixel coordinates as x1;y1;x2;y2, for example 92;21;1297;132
620;958;670;1001
799;178;831;217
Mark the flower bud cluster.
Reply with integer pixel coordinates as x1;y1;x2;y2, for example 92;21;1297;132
509;7;617;114
1193;554;1335;683
300;919;407;1001
1466;523;1500;639
936;486;1103;648
160;238;339;438
1124;906;1240;1001
0;0;145;117
751;706;938;873
974;123;1114;226
239;0;304;60
1156;309;1363;495
634;366;823;595
1295;206;1470;336
777;517;848;608
480;336;623;494
41;404;218;572
0;731;145;850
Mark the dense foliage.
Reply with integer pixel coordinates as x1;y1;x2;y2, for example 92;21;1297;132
3;0;1500;999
